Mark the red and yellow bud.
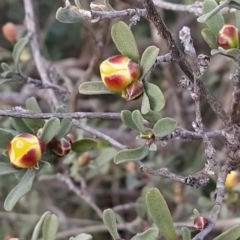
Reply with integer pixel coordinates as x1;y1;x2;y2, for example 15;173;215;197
2;22;17;43
121;80;143;101
51;137;72;157
7;133;45;168
193;217;208;230
100;55;140;92
225;171;239;189
217;24;240;49
77;153;91;167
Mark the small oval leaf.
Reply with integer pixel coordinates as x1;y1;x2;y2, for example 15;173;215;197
140;46;159;79
235;10;240;29
200;0;224;35
142;110;161;124
11;118;34;134
42;214;59;240
55;117;73;139
213;225;240;240
4;168;36;211
146;188;177;240
144;82;165;112
26;97;42;113
121;110;142;132
0;128;15;149
79;82;115;95
114;145;149;164
201;28;218;49
131;228;158;240
71;138;97;153
0;163;19;176
181;227;191;240
69;233;93;240
103;209;120;239
12;38;28;68
111;21;139;63
1;62;11;72
31;211;51;240
141;92;151;115
56;5;83;23
132;110;147;133
152;118;177;138
40;118;61;143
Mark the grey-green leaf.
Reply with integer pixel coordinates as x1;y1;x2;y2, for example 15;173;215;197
0;163;19;176
131;228;159;240
1;62;11;72
71;138;97;153
121;110;142;132
181;227;191;240
12;38;28;68
11;118;34;134
42;214;59;240
141;92;151;115
40;118;61;143
132;110;147;133
144;82;165;112
111;21;139;63
56;5;83;23
79;82;115;95
142;110;161;124
114;145;149;164
4;168;36;211
201;28;218;49
146;188;177;240
31;211;51;240
153;118;177;138
103;209;120;240
55;117;73;139
140;46;159;79
236;10;240;29
26;97;42;113
199;0;224;35
213;225;240;240
0;128;15;149
69;233;93;240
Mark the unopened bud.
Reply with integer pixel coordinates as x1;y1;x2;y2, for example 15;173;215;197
193;216;208;230
121;80;143;101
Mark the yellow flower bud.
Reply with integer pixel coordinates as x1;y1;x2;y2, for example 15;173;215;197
99;55;140;92
225;171;239;188
7;133;46;168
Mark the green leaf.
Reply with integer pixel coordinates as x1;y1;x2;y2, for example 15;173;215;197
56;5;83;23
31;211;51;240
0;128;15;149
40;118;61;143
146;188;177;240
42;214;59;240
114;145;149;164
142;110;161;124
218;47;240;58
69;234;93;240
140;46;159;79
55;105;66;113
12;38;28;68
132;110;147;133
141;92;151;115
213;225;240;240
131;228;159;240
111;21;139;63
71;138;97;153
121;110;142;132
103;209;120;240
0;163;19;176
4;168;36;211
0;78;17;85
1;62;11;72
144;82;165;112
201;28;218;49
152;118;177;138
26;97;42;113
79;82;115;95
55;117;73;139
181;227;191;240
11;118;34;134
199;0;225;35
235;10;240;29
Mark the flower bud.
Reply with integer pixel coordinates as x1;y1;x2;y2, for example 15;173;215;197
217;24;240;49
100;55;140;92
121;80;143;101
77;153;91;166
51;137;72;157
7;133;45;168
2;22;17;43
225;171;239;189
193;217;208;230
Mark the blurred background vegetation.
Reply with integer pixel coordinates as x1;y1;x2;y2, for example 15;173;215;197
0;0;239;239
